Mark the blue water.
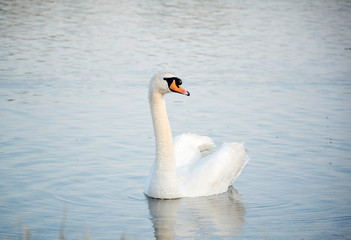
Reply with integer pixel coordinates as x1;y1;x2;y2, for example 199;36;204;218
1;0;351;239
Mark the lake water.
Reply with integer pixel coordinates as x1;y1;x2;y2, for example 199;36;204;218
1;0;351;239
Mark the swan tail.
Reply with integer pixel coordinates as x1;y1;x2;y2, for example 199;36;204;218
225;142;247;185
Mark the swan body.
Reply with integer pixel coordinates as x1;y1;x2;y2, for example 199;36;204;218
144;73;248;199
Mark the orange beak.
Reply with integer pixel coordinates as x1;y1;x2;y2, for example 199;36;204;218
169;80;190;96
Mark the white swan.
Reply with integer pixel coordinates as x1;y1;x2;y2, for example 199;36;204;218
144;72;248;199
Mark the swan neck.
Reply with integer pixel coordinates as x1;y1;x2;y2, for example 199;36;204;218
147;91;179;198
149;92;175;167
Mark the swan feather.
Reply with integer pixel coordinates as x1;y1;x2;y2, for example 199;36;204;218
144;73;248;199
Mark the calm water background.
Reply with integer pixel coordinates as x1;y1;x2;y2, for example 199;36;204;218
1;0;351;239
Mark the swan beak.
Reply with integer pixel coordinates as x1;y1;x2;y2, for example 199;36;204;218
170;80;190;96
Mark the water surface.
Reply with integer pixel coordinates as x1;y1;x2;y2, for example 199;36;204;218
1;0;351;239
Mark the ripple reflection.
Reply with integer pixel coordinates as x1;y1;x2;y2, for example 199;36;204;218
146;187;245;239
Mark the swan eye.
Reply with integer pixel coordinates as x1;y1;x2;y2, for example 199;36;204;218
163;77;182;87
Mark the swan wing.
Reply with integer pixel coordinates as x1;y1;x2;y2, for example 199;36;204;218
174;133;216;168
179;142;247;197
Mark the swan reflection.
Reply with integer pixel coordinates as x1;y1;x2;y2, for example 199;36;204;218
146;187;246;239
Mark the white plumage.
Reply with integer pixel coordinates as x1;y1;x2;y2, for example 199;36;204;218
144;73;248;199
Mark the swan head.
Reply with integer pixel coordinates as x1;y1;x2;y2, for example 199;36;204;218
149;73;190;96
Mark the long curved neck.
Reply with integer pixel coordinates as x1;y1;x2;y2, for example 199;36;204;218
148;90;179;198
149;91;175;169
